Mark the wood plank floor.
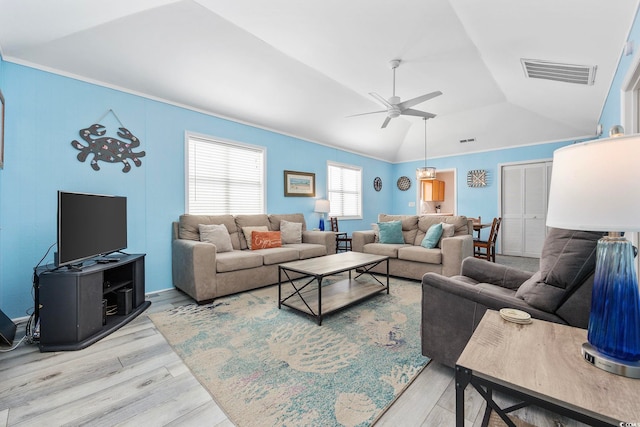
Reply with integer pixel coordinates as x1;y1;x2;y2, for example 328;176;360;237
0;281;584;427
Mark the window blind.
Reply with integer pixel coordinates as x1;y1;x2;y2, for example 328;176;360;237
327;162;362;219
187;135;265;215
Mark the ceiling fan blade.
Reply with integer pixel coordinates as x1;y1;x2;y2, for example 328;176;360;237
401;108;437;119
369;92;393;108
398;91;442;110
381;116;392;128
345;110;387;118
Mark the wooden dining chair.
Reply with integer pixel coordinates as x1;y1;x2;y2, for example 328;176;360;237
473;217;501;262
469;216;481;239
330;217;352;252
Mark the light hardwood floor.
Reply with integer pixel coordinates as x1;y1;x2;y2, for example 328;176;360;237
1;283;580;427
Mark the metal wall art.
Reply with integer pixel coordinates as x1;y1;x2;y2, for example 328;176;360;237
71;110;145;173
467;169;488;187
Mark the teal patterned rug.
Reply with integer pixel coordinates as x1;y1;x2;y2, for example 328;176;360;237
149;276;429;427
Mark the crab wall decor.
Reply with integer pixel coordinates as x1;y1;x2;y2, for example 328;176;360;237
71;123;146;173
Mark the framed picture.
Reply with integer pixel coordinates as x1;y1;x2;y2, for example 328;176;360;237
284;170;315;197
0;89;4;169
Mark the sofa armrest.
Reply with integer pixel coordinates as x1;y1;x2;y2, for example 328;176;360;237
460;257;534;289
421;272;563;367
172;238;218;303
302;230;337;255
440;234;474;276
352;230;375;252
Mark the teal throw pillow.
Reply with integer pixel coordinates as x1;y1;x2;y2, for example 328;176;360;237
378;221;404;244
421;223;443;249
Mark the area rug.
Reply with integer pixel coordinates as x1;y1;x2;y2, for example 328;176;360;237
149;276;429;427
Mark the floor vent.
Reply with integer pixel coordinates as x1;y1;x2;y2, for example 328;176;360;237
521;59;597;85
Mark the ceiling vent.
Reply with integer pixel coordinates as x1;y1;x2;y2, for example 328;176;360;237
459;138;476;144
521;59;597;85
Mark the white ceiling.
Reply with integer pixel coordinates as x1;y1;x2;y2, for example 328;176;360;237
0;0;638;162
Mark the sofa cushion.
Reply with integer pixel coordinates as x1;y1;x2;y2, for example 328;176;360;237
254;247;300;265
378;214;418;245
280;219;303;244
363;243;409;258
283;243;327;259
198;223;233;253
179;214;241;249
215;250;264;273
421;223;443;248
378;221;404;244
241;226;269;250
398;246;442;264
515;228;603;312
236;215;271;249
251;231;282;249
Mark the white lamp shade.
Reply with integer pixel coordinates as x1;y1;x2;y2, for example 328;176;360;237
314;199;330;213
546;135;640;231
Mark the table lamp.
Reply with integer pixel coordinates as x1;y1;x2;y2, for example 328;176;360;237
314;199;330;231
546;132;640;378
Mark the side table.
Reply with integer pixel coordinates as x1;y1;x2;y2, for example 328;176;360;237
455;310;640;427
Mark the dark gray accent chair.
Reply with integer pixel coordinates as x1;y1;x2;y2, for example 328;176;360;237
421;228;604;368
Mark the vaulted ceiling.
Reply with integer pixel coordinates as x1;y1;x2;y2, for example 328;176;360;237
0;0;638;162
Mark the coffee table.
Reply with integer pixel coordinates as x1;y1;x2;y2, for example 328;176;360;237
278;252;389;325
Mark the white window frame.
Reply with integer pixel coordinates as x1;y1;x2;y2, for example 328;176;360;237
185;132;266;215
327;161;362;220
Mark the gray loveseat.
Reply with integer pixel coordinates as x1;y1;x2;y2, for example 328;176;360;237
352;214;474;280
172;213;336;303
421;228;604;367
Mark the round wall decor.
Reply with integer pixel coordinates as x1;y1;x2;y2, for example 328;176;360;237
397;176;411;191
373;176;382;191
467;169;488;187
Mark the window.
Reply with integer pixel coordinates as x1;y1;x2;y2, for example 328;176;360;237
327;161;362;219
186;133;265;215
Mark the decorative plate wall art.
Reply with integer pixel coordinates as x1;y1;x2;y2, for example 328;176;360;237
373;177;382;191
397;176;411;191
467;169;488;187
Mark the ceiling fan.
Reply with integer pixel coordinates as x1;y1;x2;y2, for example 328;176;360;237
350;59;442;128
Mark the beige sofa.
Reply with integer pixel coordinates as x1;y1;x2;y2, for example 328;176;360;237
352;214;473;280
172;213;336;303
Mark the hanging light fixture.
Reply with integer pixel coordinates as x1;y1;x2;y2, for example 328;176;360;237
416;117;436;180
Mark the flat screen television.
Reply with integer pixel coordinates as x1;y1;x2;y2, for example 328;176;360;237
56;191;127;268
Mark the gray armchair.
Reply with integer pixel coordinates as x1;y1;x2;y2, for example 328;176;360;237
421;228;604;368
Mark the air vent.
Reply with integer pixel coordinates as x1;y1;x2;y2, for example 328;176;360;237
459;138;476;144
521;59;597;85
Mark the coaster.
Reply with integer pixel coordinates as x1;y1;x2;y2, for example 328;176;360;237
499;308;532;324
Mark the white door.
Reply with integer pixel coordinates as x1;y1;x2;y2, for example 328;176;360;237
501;161;551;257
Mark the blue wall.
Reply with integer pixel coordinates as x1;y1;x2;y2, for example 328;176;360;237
2;1;639;319
0;61;396;319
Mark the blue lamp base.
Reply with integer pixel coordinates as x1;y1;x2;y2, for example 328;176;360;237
585;234;640;377
318;216;325;231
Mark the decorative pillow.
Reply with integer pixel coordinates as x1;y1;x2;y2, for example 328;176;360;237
421;223;443;249
199;223;233;253
280;220;302;244
242;226;269;250
378;221;404;244
437;222;456;248
251;231;282;250
371;223;380;243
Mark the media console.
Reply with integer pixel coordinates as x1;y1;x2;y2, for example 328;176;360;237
37;254;150;352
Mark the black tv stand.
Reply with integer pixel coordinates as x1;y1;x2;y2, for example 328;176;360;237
37;254;150;352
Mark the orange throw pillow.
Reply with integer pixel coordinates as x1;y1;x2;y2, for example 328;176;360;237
251;231;282;249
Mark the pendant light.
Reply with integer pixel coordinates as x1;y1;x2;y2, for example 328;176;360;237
416;117;436;180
